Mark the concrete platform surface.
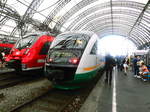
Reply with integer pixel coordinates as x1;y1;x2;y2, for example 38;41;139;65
79;68;150;112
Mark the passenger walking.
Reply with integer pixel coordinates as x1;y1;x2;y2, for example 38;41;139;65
123;57;129;75
104;54;116;85
130;55;134;72
132;55;140;77
116;56;122;71
136;56;142;78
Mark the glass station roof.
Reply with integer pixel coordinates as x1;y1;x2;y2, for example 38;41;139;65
0;0;150;48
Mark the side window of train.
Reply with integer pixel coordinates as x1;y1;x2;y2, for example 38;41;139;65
90;41;97;55
39;42;51;55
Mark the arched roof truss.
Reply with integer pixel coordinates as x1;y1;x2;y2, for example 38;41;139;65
52;0;149;48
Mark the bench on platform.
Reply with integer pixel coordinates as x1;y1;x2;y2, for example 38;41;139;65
144;65;150;81
142;73;150;81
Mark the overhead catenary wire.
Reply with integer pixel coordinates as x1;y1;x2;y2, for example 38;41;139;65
22;0;30;4
37;0;61;13
15;0;68;30
128;0;150;36
0;13;19;22
0;29;15;34
2;23;16;28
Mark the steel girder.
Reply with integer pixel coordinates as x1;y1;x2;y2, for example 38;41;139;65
22;0;44;21
0;16;9;29
128;0;150;36
53;0;98;31
0;33;18;40
11;0;44;36
86;21;147;44
139;42;150;49
69;9;149;31
81;16;150;42
49;0;150;47
0;2;20;39
54;1;149;31
43;0;71;26
87;21;149;44
96;30;140;47
59;1;150;47
88;23;146;46
74;14;150;43
94;27;142;47
95;30;140;47
0;3;20;21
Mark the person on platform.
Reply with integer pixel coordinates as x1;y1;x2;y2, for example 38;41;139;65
104;54;116;85
123;57;129;75
132;55;141;77
139;62;150;81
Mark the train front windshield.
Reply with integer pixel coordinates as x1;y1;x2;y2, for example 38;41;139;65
15;34;38;49
51;33;89;49
47;33;90;64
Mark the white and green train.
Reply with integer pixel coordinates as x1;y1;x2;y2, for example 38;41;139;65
44;31;105;89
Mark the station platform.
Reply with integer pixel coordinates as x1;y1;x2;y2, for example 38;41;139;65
79;67;150;112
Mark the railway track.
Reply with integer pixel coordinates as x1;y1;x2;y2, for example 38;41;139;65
10;71;104;112
0;69;43;89
0;69;104;112
11;87;92;112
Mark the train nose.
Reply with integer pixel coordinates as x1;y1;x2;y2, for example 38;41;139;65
45;69;64;81
5;59;21;68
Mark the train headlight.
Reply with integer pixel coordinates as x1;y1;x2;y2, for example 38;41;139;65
16;51;20;55
14;51;21;56
47;58;53;63
24;49;30;54
69;58;79;64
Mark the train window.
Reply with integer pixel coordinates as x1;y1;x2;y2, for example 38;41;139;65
48;50;80;63
39;42;51;55
15;34;38;49
90;41;97;55
51;34;90;49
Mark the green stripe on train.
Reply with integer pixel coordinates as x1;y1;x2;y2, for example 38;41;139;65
53;67;103;89
74;68;101;81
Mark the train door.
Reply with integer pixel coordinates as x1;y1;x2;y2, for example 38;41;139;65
36;41;51;67
89;40;99;78
90;41;98;64
75;36;97;75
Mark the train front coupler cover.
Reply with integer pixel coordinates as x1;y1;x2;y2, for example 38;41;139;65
44;68;64;81
5;49;22;70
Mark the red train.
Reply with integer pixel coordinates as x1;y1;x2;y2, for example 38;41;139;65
0;43;14;48
5;33;55;72
0;40;15;56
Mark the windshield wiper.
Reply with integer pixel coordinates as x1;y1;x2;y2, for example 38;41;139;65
52;36;72;49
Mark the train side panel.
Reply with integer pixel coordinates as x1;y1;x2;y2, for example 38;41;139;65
75;34;99;80
5;34;54;72
44;31;105;89
22;35;53;69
